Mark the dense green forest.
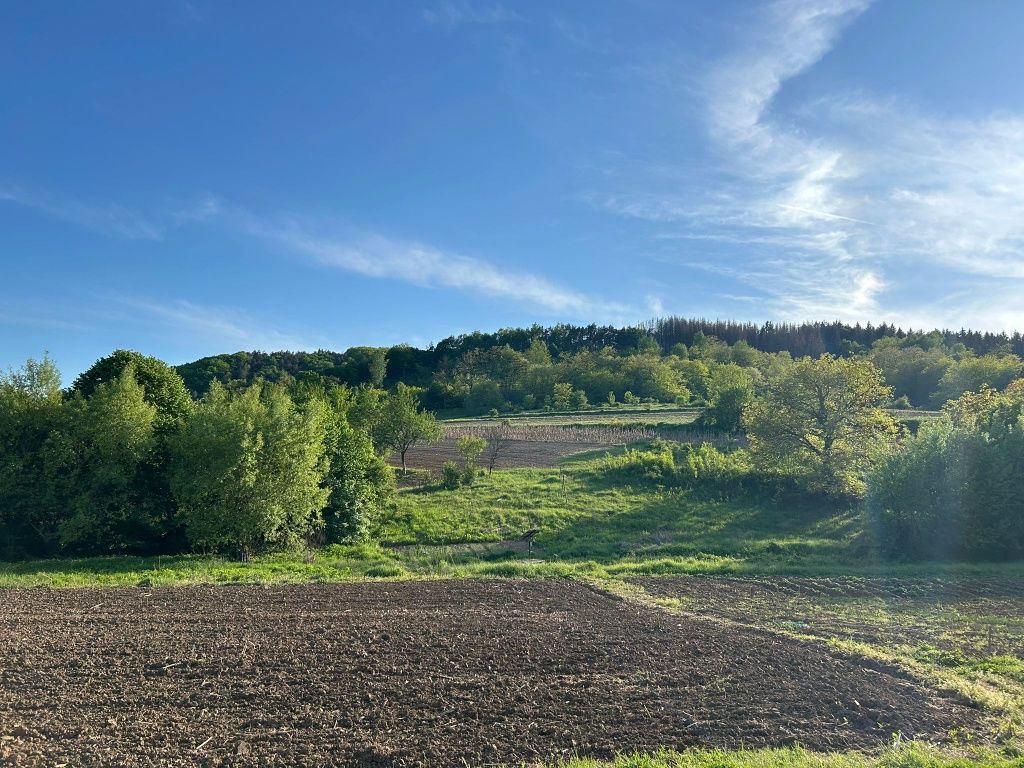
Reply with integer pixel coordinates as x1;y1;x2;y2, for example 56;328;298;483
177;318;1024;412
0;351;437;560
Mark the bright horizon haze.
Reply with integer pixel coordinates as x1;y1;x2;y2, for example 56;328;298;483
3;1;1024;378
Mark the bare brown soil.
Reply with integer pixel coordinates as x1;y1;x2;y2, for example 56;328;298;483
393;437;604;474
633;575;1024;660
0;580;984;767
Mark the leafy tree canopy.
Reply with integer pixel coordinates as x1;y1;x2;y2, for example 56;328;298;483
73;350;193;430
744;355;898;497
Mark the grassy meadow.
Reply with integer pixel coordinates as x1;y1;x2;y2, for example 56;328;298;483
4;446;1015;587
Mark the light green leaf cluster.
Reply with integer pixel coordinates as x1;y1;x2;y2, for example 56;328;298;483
744;355;898;497
168;382;329;557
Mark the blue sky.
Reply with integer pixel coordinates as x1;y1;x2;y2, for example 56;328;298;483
3;1;1024;378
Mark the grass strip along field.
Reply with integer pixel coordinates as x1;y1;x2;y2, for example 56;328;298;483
621;575;1024;750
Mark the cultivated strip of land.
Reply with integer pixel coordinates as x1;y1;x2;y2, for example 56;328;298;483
0;580;986;767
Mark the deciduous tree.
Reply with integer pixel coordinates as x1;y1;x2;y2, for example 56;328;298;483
377;383;441;474
704;364;753;432
52;366;161;553
320;403;393;542
482;421;513;474
0;355;65;557
169;382;329;557
72;350;193;431
744;356;898;496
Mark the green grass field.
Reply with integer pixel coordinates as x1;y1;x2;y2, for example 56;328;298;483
2;449;1018;585
555;744;1023;767
381;451;860;566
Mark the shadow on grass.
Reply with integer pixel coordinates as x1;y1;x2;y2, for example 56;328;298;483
539;468;863;565
0;553;216;577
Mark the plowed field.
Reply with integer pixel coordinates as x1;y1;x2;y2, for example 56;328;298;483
394;437;602;474
0;580;985;767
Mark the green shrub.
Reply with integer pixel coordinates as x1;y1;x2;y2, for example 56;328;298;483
891;394;912;409
600;444;675;483
868;383;1024;560
674;443;745;486
441;461;461;490
600;441;797;499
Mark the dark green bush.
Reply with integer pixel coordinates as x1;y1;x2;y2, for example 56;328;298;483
868;384;1024;560
441;461;461;490
599;443;676;483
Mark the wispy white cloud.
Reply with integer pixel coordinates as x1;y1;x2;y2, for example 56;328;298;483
600;0;1024;330
422;0;519;28
169;193;222;223
250;221;633;319
696;1;873;242
0;308;92;333
645;295;666;318
677;0;883;320
705;0;871;146
0;182;644;322
0;186;164;240
118;297;318;351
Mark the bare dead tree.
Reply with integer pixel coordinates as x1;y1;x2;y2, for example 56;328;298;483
483;420;513;474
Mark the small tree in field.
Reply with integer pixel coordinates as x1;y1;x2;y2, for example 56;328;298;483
744;355;898;496
456;434;486;485
379;383;441;475
456;434;486;466
482;420;513;474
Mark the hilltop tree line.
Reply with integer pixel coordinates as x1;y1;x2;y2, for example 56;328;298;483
0;352;443;561
175;320;1024;415
649;317;1024;358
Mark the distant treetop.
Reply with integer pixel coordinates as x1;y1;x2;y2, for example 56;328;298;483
175;319;1018;390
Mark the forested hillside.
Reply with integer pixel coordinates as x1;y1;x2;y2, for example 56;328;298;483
176;317;1024;412
5;317;1024;564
